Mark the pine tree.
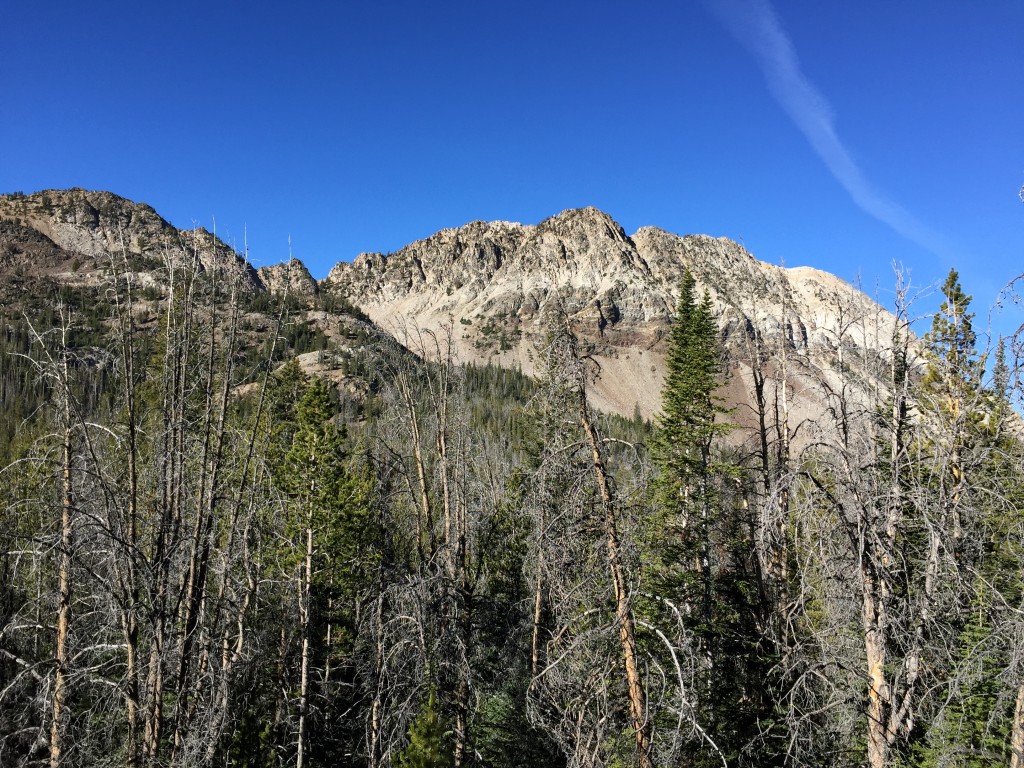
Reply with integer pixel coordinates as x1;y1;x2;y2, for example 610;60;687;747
396;689;454;768
650;270;773;766
652;269;728;633
923;269;981;403
913;270;1024;767
651;271;731;611
275;375;374;768
653;269;729;501
916;594;1012;768
916;269;989;569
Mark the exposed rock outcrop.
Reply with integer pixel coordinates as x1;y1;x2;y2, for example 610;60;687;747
0;189;902;433
324;207;897;425
0;189;263;291
257;258;319;298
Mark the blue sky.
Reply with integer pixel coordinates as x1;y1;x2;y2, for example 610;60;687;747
3;1;1022;337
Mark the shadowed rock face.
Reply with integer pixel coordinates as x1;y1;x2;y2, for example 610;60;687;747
0;219;68;271
322;206;899;426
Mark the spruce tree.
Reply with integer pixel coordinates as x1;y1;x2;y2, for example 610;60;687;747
396;689;454;768
275;375;374;767
653;269;727;498
651;270;773;766
651;270;731;606
914;270;1024;767
652;268;728;631
923;269;980;397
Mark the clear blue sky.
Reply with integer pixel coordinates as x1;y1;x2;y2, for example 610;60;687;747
3;1;1022;337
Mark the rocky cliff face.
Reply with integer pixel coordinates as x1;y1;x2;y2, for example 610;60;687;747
323;207;896;424
257;258;319;298
0;190;902;433
0;189;263;291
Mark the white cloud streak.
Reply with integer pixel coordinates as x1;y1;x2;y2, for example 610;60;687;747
706;0;948;255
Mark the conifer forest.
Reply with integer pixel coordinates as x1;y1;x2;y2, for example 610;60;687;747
4;235;1024;768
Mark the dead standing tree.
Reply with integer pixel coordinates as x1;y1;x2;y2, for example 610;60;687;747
526;319;681;768
13;234;280;768
14;308;80;768
368;324;502;768
782;275;973;768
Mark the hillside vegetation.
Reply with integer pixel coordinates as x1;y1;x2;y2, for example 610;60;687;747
2;191;1024;768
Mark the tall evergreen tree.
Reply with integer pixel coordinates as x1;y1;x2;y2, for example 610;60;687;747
275;376;374;768
914;270;1023;767
923;269;981;402
650;270;774;766
919;268;986;564
652;270;729;635
653;269;729;501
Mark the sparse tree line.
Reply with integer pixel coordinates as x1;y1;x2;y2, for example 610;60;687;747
3;237;1024;768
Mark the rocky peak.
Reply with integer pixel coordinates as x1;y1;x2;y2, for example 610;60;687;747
535;206;631;248
0;189;174;258
0;189;263;292
0;190;902;433
257;258;318;297
323;208;899;423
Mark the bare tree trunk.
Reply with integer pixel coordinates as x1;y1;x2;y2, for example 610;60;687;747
143;250;201;764
575;362;653;768
272;621;288;741
368;594;385;768
50;336;74;768
795;279;936;768
170;284;237;763
862;568;889;768
114;249;142;768
453;668;470;768
143;611;166;761
1010;683;1024;768
297;512;314;768
396;367;435;564
531;518;546;677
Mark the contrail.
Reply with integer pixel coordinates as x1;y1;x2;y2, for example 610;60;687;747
707;0;949;256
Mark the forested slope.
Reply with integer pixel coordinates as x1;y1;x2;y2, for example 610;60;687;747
2;190;1024;768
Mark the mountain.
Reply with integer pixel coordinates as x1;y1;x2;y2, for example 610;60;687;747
0;189;263;293
321;206;897;430
257;257;318;297
5;189;998;768
0;190;901;438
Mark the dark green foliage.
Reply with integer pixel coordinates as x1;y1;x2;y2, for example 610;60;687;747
0;320;48;464
923;269;980;395
462;361;536;443
916;598;1014;768
273;375;376;765
473;687;564;768
473;312;521;352
470;471;564;768
653;269;729;485
649;270;779;766
650;269;733;628
319;290;371;322
0;281;121;464
281;317;330;356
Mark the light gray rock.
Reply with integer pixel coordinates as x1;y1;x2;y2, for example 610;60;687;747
0;189;263;292
257;258;318;297
323;207;903;428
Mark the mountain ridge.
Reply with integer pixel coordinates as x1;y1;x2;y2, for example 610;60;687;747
0;189;901;430
321;204;894;423
0;188;263;291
